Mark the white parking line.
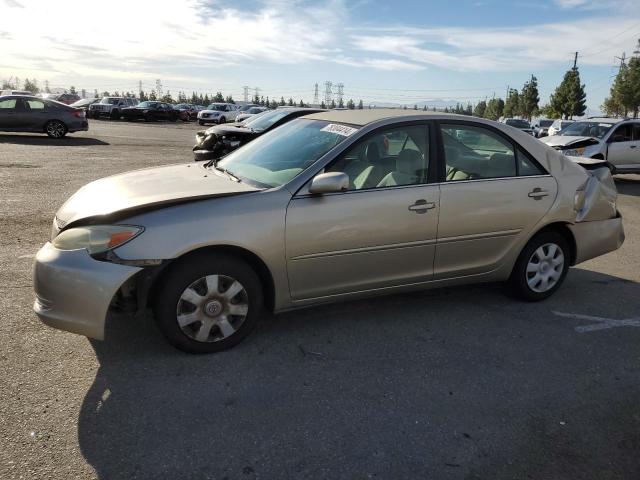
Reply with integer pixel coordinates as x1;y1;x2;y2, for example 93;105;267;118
553;311;640;332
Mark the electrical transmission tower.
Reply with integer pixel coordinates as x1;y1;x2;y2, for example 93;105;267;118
243;86;249;103
324;81;332;105
155;79;163;98
336;83;344;105
313;83;319;105
254;87;260;102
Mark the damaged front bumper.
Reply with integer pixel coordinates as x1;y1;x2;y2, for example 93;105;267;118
33;243;141;340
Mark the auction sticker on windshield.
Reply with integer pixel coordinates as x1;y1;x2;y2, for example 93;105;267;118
321;124;358;137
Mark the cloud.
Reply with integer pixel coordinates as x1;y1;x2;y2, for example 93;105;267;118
553;0;638;9
352;16;640;72
1;0;24;7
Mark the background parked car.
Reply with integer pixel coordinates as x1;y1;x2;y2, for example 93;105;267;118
236;106;267;123
174;103;199;121
70;98;100;113
532;119;553;138
193;107;325;161
121;101;180;122
89;97;138;120
197;103;240;125
541;118;640;174
0;94;88;138
502;118;534;135
548;119;575;136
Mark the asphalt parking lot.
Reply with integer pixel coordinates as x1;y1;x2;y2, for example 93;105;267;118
1;120;639;480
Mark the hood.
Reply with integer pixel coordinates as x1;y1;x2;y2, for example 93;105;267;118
204;123;253;136
541;135;597;147
56;163;259;227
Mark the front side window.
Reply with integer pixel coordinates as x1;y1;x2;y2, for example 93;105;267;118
327;125;429;190
610;124;633;143
442;124;516;181
633;124;640;141
215;119;353;188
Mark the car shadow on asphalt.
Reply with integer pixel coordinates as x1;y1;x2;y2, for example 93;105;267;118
614;176;640;197
0;134;109;146
77;268;640;479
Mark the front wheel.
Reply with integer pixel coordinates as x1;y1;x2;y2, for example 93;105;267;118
154;253;264;354
218;116;226;124
509;231;569;301
45;120;67;138
198;120;205;125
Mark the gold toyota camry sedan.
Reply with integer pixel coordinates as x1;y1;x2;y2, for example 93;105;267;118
33;110;624;353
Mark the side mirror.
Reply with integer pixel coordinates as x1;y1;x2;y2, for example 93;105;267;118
308;172;349;194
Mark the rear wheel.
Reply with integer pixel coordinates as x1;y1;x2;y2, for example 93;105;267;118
219;116;226;124
110;109;120;120
198;120;205;125
154;253;263;354
509;231;569;301
45;120;67;138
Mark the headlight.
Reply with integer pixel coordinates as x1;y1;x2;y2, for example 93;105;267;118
563;147;585;157
52;225;143;255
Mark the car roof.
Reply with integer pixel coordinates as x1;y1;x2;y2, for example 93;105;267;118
304;109;485;126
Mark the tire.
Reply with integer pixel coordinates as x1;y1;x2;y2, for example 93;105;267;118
219;116;226;124
509;230;570;301
171;114;178;122
145;113;154;122
198;120;205;125
45;120;67;138
110;109;120;120
153;253;264;354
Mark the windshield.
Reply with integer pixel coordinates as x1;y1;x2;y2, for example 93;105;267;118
505;119;530;128
539;120;553;127
215;119;354;188
101;97;120;105
247;107;263;114
560;121;613;139
244;109;291;131
206;104;226;111
240;104;258;111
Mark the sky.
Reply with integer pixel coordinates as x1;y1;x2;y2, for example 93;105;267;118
1;0;639;111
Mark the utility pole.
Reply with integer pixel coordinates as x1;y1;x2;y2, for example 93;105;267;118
506;85;509;100
336;83;344;106
324;81;332;105
573;51;579;70
614;52;626;68
243;86;249;103
138;80;142;94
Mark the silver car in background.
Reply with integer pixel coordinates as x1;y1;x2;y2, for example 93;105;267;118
34;110;624;353
541;118;640;174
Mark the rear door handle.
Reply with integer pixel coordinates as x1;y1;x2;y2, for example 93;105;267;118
528;188;548;200
408;199;436;213
630;145;637;149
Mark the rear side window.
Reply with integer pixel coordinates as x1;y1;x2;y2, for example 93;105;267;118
441;124;544;181
633;124;640;141
26;100;45;110
441;124;516;181
0;99;17;109
611;124;633;143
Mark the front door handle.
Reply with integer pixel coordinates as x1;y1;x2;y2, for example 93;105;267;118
528;188;549;200
630;145;637;149
408;199;436;213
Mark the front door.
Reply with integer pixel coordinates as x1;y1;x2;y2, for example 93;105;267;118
607;123;640;171
434;122;558;279
285;123;440;300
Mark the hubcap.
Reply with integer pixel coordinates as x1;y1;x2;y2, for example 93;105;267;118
176;274;249;343
526;243;565;293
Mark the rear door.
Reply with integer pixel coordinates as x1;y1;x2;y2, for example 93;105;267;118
434;122;557;279
23;98;47;131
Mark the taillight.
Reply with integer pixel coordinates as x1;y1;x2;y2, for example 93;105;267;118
72;109;85;118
